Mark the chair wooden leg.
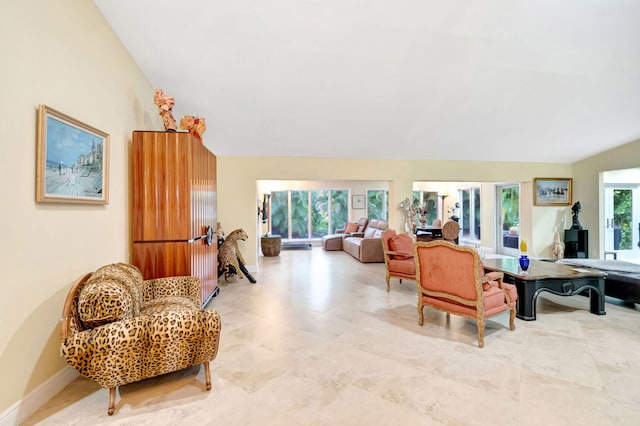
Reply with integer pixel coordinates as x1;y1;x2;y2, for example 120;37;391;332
509;308;516;331
386;273;390;292
477;319;485;348
204;362;212;391
108;387;116;416
417;303;424;326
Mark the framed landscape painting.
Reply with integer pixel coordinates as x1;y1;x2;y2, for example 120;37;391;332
534;178;572;206
36;105;109;204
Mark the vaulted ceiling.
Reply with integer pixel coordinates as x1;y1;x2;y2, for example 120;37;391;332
95;0;640;163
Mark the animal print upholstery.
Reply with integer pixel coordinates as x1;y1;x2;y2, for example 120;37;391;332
61;263;221;390
218;228;249;281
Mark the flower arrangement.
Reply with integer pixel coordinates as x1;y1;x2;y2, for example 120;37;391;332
519;239;528;253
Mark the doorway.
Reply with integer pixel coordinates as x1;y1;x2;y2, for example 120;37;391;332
604;185;640;261
496;184;520;257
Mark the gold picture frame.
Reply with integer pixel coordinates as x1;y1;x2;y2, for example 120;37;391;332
534;178;572;206
36;105;109;204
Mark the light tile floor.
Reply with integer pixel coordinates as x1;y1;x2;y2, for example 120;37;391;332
25;248;640;425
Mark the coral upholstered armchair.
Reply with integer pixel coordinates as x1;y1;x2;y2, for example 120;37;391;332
414;241;517;347
381;230;416;291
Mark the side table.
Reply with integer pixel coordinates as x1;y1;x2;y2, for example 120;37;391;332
261;235;282;257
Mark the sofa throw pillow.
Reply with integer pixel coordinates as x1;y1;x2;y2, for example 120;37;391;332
364;227;377;238
344;222;358;234
389;234;414;260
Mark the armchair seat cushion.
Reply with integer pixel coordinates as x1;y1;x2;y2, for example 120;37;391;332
424;285;510;318
141;295;199;316
388;258;415;275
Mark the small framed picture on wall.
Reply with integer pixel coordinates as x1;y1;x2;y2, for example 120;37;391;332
352;195;365;209
533;178;572;206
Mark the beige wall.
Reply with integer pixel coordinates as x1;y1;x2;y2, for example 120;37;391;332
572;138;640;258
0;1;161;413
218;157;572;267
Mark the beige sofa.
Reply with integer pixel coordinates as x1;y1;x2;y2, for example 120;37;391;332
321;217;368;251
342;218;388;263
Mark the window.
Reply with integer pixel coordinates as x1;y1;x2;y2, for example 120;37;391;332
604;185;640;260
270;191;289;238
459;187;481;240
366;189;389;220
270;189;348;239
290;190;309;238
496;184;519;256
330;190;349;233
413;191;438;224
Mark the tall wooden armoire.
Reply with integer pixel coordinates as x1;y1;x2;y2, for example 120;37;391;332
132;131;218;307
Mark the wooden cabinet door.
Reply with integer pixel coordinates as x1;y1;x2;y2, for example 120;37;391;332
132;131;218;306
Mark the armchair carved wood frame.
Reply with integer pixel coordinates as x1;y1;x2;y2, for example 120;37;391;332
414;241;517;348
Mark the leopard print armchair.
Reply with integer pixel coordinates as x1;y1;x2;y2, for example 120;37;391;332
60;263;221;415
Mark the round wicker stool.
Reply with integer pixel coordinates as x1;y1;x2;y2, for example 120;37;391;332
261;235;282;256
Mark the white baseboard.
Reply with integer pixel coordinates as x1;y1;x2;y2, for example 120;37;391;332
0;367;79;426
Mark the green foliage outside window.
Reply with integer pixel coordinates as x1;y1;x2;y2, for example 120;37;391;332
270;191;289;237
501;187;519;231
311;190;328;238
424;193;438;224
614;189;632;249
291;191;309;238
411;191;437;224
331;190;348;233
473;188;481;239
367;190;388;220
412;191;420;206
270;189;348;239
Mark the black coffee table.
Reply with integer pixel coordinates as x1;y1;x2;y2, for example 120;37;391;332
482;257;607;321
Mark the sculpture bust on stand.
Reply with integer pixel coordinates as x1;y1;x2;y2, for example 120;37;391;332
180;115;207;142
153;88;177;132
571;201;582;230
552;231;565;259
399;198;417;233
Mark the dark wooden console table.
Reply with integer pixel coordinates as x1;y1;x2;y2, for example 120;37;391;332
415;225;442;241
482;257;606;321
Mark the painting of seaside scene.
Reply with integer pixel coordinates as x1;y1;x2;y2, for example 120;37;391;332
534;178;572;206
37;106;109;204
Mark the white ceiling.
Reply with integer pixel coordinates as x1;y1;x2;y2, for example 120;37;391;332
94;0;640;163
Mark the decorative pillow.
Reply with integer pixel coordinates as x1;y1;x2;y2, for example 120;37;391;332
344;222;358;234
91;263;143;315
78;277;136;329
389;234;414;259
364;227;377;238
